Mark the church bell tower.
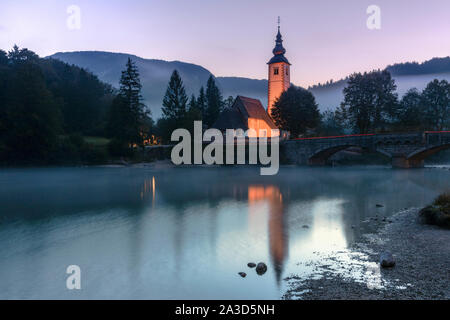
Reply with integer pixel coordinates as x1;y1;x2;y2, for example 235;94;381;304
267;18;291;117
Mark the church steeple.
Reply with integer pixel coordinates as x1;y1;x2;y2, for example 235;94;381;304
267;18;291;117
268;17;290;64
273;25;286;56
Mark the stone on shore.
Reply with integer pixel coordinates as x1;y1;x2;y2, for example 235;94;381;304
256;262;267;275
380;251;395;268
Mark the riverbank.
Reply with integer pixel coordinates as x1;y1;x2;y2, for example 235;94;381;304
283;208;450;300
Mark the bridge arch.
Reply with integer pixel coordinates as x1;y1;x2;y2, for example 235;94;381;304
407;143;450;162
308;145;391;165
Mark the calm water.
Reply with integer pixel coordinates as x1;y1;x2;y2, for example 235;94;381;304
0;166;449;299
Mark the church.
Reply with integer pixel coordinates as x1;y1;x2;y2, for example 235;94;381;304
213;25;291;138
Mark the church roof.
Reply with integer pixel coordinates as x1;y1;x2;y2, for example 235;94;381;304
235;96;278;129
267;54;290;65
213;96;278;131
267;26;291;65
212;106;247;131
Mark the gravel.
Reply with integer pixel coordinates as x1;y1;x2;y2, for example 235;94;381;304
283;208;450;300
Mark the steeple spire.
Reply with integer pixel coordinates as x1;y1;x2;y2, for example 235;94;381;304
272;17;286;56
267;18;291;116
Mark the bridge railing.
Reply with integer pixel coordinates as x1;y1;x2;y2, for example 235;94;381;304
290;131;450;142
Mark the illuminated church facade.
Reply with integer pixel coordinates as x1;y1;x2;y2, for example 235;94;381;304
267;25;291;117
213;25;291;138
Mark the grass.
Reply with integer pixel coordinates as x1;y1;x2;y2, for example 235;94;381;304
84;136;110;147
419;192;450;228
433;193;450;211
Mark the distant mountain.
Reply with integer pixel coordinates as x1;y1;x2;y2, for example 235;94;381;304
49;51;213;118
49;52;450;116
49;51;269;118
310;57;450;110
216;77;267;105
386;57;450;76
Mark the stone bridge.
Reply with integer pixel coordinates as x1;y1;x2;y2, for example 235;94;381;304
281;131;450;168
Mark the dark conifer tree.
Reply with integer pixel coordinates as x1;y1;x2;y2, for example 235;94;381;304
161;70;188;121
204;75;223;127
108;58;148;145
224;96;234;109
196;86;207;119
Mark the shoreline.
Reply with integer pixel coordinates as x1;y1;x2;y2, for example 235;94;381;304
283;208;450;300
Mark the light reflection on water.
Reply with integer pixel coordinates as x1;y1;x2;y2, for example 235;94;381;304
0;166;448;299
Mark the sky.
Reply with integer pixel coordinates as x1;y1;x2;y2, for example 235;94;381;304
1;0;449;87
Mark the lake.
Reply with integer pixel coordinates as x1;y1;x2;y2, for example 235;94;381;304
0;165;449;299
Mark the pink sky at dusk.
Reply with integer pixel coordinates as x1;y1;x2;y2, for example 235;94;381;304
1;0;449;87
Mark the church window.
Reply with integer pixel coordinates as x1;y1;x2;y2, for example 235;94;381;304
274;67;279;75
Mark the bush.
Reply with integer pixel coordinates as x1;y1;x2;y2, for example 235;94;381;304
419;193;450;228
433;193;450;212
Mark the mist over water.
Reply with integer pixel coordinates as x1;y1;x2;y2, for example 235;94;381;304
0;166;448;299
311;73;450;111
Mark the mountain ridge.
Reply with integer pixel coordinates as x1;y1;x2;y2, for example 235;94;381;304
48;52;450;117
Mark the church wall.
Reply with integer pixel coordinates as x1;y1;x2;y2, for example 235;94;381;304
247;118;279;137
268;62;290;116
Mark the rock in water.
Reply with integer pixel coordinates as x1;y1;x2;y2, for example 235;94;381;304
376;204;384;207
238;272;246;278
302;225;310;229
256;262;267;275
247;262;256;268
380;252;395;268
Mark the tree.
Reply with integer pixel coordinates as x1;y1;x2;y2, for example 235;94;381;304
224;96;234;109
161;70;188;121
7;45;39;64
204;75;223;127
318;109;344;136
196;86;207;119
108;58;148;146
1;50;61;163
421;79;450;130
41;58;113;136
334;104;350;132
340;70;398;133
188;95;198;114
0;50;8;66
157;70;189;143
395;88;424;131
271;86;321;137
184;94;203;134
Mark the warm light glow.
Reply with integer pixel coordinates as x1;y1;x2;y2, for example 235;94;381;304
152;176;156;204
247;185;287;281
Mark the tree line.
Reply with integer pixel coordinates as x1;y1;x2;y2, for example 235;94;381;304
0;46;232;164
272;69;450;137
1;46;448;165
156;70;229;143
0;46;114;165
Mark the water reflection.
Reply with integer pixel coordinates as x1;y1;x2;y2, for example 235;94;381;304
248;185;287;284
0;166;449;299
